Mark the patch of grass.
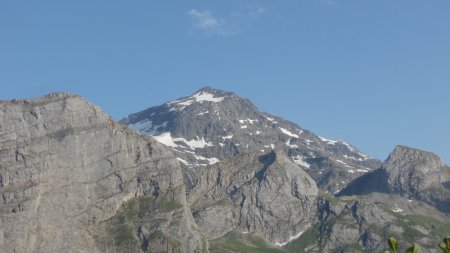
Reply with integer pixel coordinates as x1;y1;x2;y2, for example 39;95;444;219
284;227;320;253
209;231;286;253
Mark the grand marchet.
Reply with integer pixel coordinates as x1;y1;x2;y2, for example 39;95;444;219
1;88;449;253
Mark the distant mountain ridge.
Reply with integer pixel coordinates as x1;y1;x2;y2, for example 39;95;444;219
121;87;381;194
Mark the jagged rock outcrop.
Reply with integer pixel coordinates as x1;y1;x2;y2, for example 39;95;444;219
303;193;450;253
121;87;381;194
339;145;450;213
0;93;207;253
188;150;318;245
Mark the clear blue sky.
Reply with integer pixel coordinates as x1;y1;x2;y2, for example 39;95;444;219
1;0;449;163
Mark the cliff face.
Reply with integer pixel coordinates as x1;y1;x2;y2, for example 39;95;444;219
0;93;207;253
188;150;318;245
339;145;450;213
1;92;449;253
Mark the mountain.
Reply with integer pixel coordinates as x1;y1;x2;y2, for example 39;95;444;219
188;150;318;244
0;93;207;253
120;87;381;194
1;90;449;253
339;145;450;213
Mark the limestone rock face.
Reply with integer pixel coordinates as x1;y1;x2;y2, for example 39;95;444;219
0;93;207;253
188;150;318;244
339;145;450;213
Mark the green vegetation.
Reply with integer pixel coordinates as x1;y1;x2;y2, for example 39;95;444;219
438;236;450;253
209;231;286;253
284;227;320;253
382;236;450;253
98;193;184;252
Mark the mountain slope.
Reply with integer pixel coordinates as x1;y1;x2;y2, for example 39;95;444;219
339;145;450;213
120;87;381;194
188;150;318;244
0;93;207;253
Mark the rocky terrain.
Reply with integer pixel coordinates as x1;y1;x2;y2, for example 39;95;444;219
1;88;449;253
121;87;381;194
0;93;207;253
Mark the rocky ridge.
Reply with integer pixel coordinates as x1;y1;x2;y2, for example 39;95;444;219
121;87;381;194
339;145;450;213
0;93;207;253
188;150;318;245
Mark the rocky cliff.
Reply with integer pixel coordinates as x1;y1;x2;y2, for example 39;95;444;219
1;91;449;253
339;145;450;213
0;93;207;253
188;150;318;245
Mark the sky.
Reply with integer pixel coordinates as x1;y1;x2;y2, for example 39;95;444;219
1;0;449;163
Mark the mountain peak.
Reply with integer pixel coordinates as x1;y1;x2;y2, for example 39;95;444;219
195;86;225;94
385;145;444;172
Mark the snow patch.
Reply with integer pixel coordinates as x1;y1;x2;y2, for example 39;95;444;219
292;155;310;168
176;158;190;166
192;91;225;103
153;132;178;148
207;157;219;165
222;135;233;140
240;125;248;129
343;154;366;162
319;136;338;145
173;136;213;150
279;127;300;138
195;110;209;116
177;100;194;107
285;138;299;148
392;207;403;213
255;131;262;135
264;115;275;121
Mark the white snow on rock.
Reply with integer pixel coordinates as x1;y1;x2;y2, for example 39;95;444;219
195;110;209;116
279;127;300;138
274;228;308;247
173;136;213;150
263;115;275;121
270;144;275;149
166;91;224;111
292;155;311;168
207;157;219;165
285;139;299;148
319;136;338;145
222;135;233;140
392;207;403;213
177;100;194;107
192;91;225;103
176;157;190;166
343;154;366;162
255;131;262;135
241;125;248;129
153;132;179;148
